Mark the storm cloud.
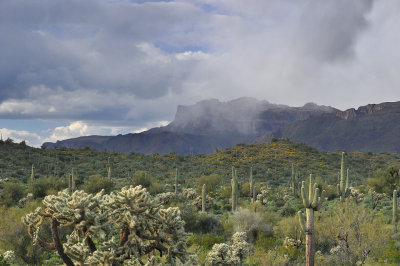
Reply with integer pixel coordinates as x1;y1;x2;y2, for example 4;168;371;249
1;0;400;145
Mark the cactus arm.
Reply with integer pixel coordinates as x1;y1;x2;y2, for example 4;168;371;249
298;211;306;232
301;181;309;208
308;174;313;205
311;187;319;209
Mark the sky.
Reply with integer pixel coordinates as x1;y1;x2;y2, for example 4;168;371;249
1;0;400;147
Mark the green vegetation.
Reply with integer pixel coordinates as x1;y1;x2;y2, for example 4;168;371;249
0;138;400;264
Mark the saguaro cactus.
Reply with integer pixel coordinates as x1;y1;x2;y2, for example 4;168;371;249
298;174;325;266
202;184;206;212
290;164;300;196
394;190;398;233
107;158;111;179
69;169;75;194
337;152;350;202
232;167;238;212
249;167;254;199
175;168;178;194
30;164;35;180
252;184;256;203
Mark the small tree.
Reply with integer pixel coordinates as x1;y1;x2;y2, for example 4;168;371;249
22;186;192;265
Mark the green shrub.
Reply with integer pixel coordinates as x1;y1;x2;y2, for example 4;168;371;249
29;177;67;199
0;202;51;265
197;174;224;194
82;175;114;194
0;183;25;207
130;171;152;188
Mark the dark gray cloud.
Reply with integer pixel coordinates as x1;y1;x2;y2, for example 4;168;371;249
295;0;374;63
1;0;399;135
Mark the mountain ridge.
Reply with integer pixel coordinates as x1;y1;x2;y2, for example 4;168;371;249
43;97;337;154
43;98;400;154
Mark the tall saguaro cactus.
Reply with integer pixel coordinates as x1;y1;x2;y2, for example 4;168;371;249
252;184;256;203
107;158;111;179
175;168;178;194
202;184;206;212
337;152;350;202
69;169;75;194
232;166;238;212
394;190;398;233
298;174;325;266
30;164;35;181
290;163;299;196
249;167;254;199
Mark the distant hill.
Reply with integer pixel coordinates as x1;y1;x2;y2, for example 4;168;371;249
259;101;400;153
43;97;336;154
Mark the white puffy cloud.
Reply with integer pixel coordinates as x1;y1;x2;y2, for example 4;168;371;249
0;128;42;146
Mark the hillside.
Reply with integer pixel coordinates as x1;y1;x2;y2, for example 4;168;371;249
3;138;400;187
43;98;336;154
260;101;400;153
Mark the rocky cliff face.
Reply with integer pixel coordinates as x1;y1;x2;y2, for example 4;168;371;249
265;101;400;153
335;102;400;120
167;97;336;136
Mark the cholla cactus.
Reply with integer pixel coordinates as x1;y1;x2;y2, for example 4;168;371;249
17;193;33;208
155;192;176;205
337;153;350;202
193;194;213;211
2;250;15;262
368;189;387;209
205;232;249;266
22;186;193;265
349;187;364;203
205;243;230;266
284;235;302;249
256;187;269;206
182;188;198;200
298;174;325;266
